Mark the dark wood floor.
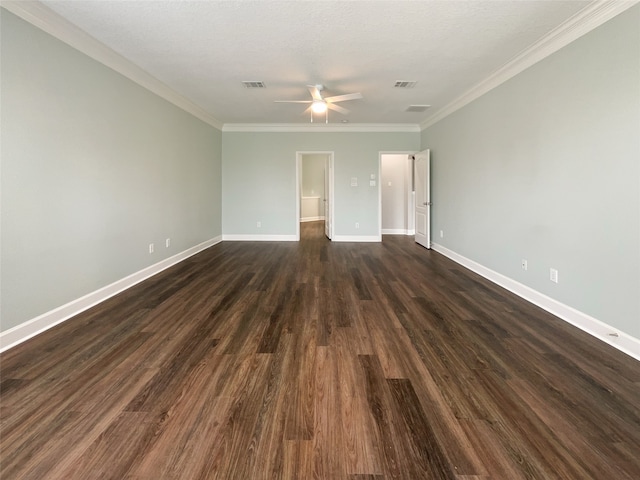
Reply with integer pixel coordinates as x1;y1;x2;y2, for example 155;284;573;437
1;221;639;479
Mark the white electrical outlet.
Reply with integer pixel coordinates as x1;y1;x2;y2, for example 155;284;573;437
440;230;444;238
165;238;170;248
257;221;261;228
355;222;360;229
521;259;528;271
550;268;558;283
149;243;154;254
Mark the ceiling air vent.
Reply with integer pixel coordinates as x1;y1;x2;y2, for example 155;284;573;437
242;81;266;88
394;80;417;88
406;105;431;112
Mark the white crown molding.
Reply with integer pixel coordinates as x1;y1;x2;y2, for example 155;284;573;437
0;235;222;352
420;0;639;130
222;123;421;133
1;0;224;130
431;243;640;362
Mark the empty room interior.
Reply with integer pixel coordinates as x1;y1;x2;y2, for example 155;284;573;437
1;1;639;479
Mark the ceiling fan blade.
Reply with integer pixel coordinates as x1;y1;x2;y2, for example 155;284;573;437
302;105;313;114
307;86;323;101
324;92;363;103
274;100;313;104
327;103;350;115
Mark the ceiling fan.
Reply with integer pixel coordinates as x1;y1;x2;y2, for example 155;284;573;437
274;84;363;123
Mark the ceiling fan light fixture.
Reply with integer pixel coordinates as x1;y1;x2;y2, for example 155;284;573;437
311;101;328;114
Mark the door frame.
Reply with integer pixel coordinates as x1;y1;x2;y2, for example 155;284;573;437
296;151;334;241
378;151;417;239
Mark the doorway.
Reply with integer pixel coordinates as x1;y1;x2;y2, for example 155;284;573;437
380;152;415;237
296;152;334;241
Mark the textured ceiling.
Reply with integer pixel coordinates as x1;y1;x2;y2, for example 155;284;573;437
41;0;593;125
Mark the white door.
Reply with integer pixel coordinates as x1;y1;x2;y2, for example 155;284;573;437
324;156;332;239
414;149;431;249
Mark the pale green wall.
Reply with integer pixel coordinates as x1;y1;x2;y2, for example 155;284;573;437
421;6;640;338
222;132;420;237
1;10;223;331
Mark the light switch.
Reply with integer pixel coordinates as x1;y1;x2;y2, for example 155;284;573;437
370;180;376;186
351;177;358;187
370;174;375;179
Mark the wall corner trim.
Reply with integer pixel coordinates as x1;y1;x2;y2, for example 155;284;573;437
420;0;639;130
431;243;640;362
0;236;222;352
0;0;223;130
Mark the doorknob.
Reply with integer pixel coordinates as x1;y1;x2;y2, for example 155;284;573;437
423;202;432;206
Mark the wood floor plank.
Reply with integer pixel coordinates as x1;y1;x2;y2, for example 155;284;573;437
0;330;157;459
1;221;639;479
247;340;292;479
507;377;638;480
458;418;527;480
195;354;273;480
311;346;339;478
284;297;317;441
282;440;314;480
124;352;230;478
334;343;380;476
53;411;152;480
386;378;457;479
389;321;490;477
358;354;404;479
4;365;159;480
471;368;591;479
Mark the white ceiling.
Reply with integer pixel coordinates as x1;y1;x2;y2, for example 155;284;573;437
38;0;594;126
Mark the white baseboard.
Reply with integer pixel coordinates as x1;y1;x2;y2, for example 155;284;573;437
431;243;640;362
0;236;222;352
382;229;414;235
222;234;298;241
301;216;325;223
332;235;381;242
